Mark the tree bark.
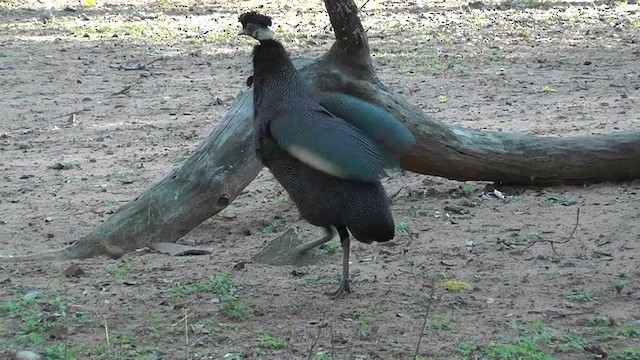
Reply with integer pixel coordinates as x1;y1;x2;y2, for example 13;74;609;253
1;0;639;262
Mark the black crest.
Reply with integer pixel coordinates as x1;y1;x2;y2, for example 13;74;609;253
239;11;272;28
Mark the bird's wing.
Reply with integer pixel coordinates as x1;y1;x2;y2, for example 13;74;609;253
318;92;416;164
266;104;388;182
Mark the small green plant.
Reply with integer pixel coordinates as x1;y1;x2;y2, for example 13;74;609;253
617;325;640;338
588;316;613;327
276;195;289;204
287;301;301;315
457;342;480;358
223;299;253;321
543;193;575;206
257;333;286;349
429;315;454;331
370;304;382;314
105;262;134;282
467;226;488;234
0;286;80;354
113;331;134;345
489;51;505;61
298;274;321;288
263;219;284;233
556;334;586;352
610;347;640;360
102;199;118;207
210;272;239;296
477;319;553;359
519;0;550;8
319;240;340;255
169;281;196;298
315;352;332;360
473;16;488;26
211;273;252;321
397;313;412;324
506;231;544;245
613;280;626;295
357;318;370;337
436;279;471;293
395;221;409;236
524;231;544;242
42;342;77;359
564;290;593;303
514;319;552;344
485;342;552;360
147;313;165;339
425;53;444;76
107;171;129;179
170;273;251;321
459;183;477;195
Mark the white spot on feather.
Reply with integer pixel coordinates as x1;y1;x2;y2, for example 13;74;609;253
289;144;347;179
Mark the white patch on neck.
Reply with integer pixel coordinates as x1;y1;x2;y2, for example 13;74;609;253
255;28;275;41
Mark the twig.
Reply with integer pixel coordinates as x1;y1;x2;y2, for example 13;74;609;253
110;84;132;97
511;208;580;257
51;108;89;120
143;57;163;68
389;171;410;200
391;186;405;199
63;281;69;360
183;308;189;359
103;315;111;357
331;342;377;350
414;282;437;359
367;29;402;39
110;57;164;71
307;311;327;360
120;323;125;357
530;207;580;256
358;0;373;12
287;324;297;359
567;207;580;239
330;322;335;358
527;309;589;320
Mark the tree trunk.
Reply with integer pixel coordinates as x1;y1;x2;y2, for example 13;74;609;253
1;0;639;262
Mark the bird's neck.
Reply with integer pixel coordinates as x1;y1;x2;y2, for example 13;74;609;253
252;40;296;78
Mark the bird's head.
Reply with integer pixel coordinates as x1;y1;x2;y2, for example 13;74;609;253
238;11;275;41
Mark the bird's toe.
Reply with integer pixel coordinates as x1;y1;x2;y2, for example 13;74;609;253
325;280;352;299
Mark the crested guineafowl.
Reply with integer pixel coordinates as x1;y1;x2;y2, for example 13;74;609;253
238;11;415;298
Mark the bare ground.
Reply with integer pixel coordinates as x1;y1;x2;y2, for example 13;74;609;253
0;0;639;359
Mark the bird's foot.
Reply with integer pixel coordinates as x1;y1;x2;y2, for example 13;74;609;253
325;279;351;299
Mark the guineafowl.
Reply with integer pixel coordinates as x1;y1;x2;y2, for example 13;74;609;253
238;11;415;298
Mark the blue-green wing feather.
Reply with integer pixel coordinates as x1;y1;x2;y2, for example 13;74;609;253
267;105;388;182
318;92;416;152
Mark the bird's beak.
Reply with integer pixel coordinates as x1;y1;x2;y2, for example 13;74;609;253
238;28;250;36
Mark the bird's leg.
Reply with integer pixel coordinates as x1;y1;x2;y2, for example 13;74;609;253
292;226;336;254
325;227;352;298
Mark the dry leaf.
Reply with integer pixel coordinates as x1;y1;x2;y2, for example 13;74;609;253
150;242;211;256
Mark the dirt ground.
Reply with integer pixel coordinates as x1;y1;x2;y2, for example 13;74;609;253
1;0;639;359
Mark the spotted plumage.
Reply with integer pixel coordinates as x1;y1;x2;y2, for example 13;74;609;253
238;12;414;297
